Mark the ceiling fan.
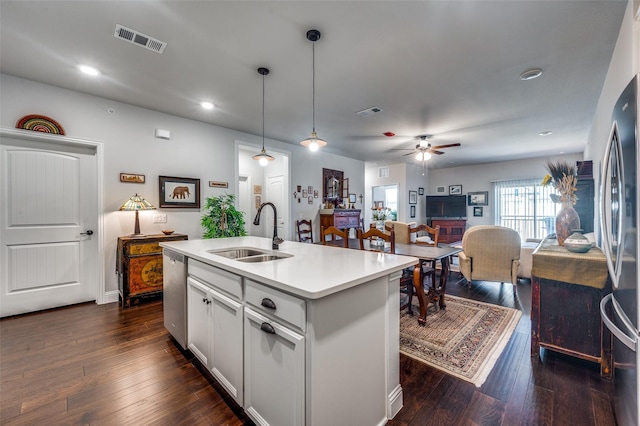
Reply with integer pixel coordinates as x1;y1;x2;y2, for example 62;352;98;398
395;135;461;161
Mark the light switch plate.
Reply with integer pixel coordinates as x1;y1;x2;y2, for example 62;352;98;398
153;214;167;223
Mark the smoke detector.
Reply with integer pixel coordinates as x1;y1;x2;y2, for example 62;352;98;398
114;24;167;53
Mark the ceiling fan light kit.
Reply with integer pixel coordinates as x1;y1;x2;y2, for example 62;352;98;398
253;67;275;166
300;29;328;152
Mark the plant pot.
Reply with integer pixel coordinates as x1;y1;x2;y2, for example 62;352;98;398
555;203;580;246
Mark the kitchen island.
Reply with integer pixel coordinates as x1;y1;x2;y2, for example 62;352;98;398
161;236;417;426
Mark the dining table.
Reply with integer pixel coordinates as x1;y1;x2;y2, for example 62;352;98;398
320;238;462;326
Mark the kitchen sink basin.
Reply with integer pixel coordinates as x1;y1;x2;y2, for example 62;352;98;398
208;247;292;262
236;253;292;263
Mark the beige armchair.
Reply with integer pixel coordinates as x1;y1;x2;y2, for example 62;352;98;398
458;225;521;293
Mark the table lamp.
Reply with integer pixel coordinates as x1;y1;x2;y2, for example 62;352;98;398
119;193;156;236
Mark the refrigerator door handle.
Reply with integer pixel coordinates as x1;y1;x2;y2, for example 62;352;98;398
600;293;637;352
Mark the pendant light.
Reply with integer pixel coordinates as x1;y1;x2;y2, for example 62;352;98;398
253;67;275;166
299;29;327;152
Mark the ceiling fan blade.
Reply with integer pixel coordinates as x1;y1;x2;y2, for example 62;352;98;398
388;148;415;151
430;143;461;150
402;151;417;156
429;149;445;155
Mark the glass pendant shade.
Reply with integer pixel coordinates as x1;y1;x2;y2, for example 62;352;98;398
300;131;327;152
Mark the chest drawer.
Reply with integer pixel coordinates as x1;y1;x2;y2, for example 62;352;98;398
189;259;243;301
127;242;162;255
245;280;306;332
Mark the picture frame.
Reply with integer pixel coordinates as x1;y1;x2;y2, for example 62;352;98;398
374;201;384;209
208;181;228;188
449;185;462;195
255;195;261;208
349;193;356;203
473;206;483;217
302;189;308;198
409;190;417;204
159;176;200;208
468;191;489;206
314;190;319;198
308;185;313;193
418;187;424;195
120;173;145;184
254;185;262;195
436;186;446;193
308;196;313;204
410;205;416;218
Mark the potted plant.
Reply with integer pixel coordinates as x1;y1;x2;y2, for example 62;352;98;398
201;193;247;238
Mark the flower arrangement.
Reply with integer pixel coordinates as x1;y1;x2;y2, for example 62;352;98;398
372;207;390;221
541;161;577;205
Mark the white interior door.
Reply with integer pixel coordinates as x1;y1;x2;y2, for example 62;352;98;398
0;136;98;317
266;175;288;241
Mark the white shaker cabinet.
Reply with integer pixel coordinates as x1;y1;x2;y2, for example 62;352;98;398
187;260;244;405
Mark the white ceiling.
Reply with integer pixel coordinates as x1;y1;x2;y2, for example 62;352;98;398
0;1;626;169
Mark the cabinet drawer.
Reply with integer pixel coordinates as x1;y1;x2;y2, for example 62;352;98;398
334;217;350;228
336;211;360;217
189;259;242;301
127;242;162;255
245;280;306;332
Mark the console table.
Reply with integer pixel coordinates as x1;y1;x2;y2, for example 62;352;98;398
430;219;466;244
320;209;361;234
117;233;188;308
530;239;612;377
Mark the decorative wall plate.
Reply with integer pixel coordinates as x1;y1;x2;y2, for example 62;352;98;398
15;114;65;135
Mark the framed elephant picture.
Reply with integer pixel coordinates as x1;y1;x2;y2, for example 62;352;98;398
159;176;200;208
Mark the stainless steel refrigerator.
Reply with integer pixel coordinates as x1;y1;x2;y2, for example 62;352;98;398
600;74;639;426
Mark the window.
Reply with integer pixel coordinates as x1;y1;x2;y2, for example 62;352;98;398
493;178;558;241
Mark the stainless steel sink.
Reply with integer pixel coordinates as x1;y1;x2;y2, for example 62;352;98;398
236;253;292;263
208;247;292;262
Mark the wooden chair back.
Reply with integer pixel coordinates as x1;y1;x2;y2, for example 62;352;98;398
410;224;440;246
357;227;395;253
296;219;313;243
321;226;349;248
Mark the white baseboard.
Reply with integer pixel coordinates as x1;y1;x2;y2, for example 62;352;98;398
101;290;119;305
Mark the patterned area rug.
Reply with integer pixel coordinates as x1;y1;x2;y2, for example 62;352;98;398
400;295;522;387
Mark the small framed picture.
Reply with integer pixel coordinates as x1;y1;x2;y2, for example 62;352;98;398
349;193;356;203
255;195;262;208
436;186;446;193
314;190;319;198
468;191;489;206
409;190;417;204
209;181;228;188
474;206;483;217
296;185;302;192
410;205;416;218
449;185;462;195
308;185;313;193
302;189;308;198
418;187;424;195
308;196;313;204
159;176;200;208
120;173;145;184
254;185;262;195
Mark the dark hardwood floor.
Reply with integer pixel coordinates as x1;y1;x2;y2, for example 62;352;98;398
1;277;617;425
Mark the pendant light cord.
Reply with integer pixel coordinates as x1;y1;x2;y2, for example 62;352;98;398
262;72;265;149
312;40;316;133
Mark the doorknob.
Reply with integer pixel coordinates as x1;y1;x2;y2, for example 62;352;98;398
80;230;94;235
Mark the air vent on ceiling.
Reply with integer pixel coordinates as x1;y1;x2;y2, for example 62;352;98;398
114;24;167;54
356;106;383;118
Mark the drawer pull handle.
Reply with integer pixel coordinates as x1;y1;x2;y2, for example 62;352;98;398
260;322;276;334
261;298;277;310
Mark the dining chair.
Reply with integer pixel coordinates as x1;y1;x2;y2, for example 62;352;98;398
296;219;313;243
357;227;395;253
320;226;349;248
409;224;440;300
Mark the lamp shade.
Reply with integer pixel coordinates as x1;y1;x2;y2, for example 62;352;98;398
119;194;155;236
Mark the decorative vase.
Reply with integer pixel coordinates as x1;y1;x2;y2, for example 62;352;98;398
555;203;580;246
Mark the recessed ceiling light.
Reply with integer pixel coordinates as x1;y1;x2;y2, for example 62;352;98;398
539;131;553;136
78;65;100;76
200;102;215;110
520;68;543;81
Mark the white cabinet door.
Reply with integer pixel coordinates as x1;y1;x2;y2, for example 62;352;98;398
244;307;304;426
187;277;210;365
210;287;244;405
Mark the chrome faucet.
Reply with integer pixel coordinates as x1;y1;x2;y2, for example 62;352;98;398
253;202;284;250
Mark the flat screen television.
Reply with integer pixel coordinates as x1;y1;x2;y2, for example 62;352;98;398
425;195;467;218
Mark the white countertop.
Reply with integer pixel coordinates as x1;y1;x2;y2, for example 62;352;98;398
161;236;418;300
